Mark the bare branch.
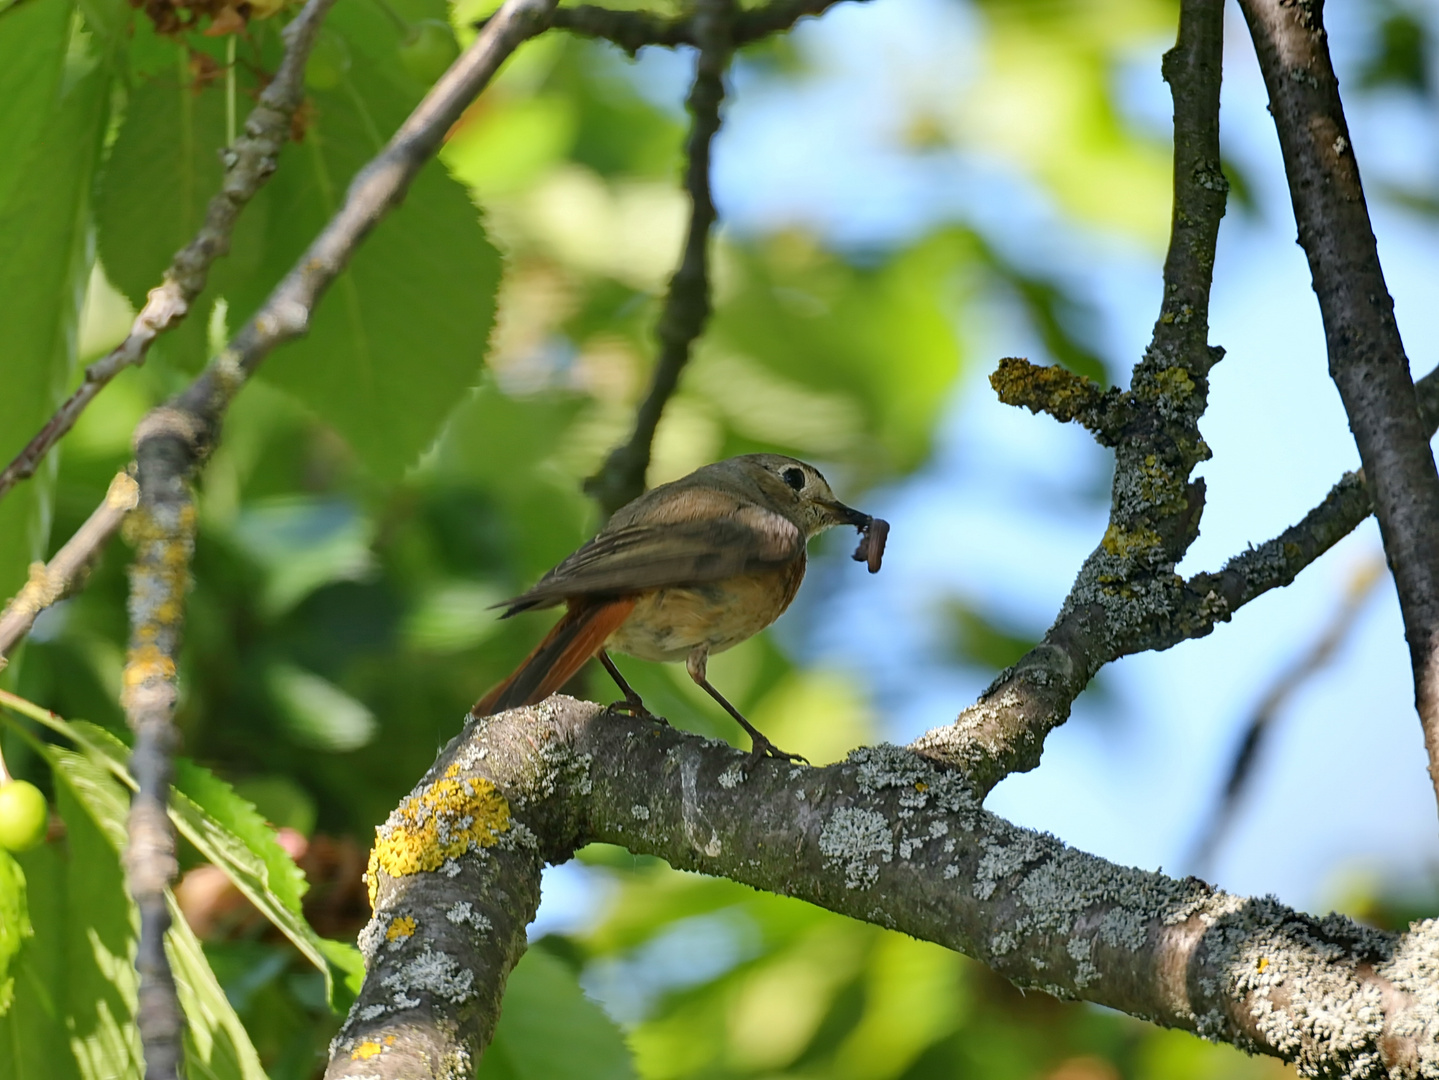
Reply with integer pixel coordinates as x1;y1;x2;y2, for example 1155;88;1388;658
913;0;1227;787
333;698;1439;1079
1187;556;1386;874
541;0;866;55
0;0;336;508
547;4;689;55
1239;0;1439;816
584;0;734;518
0;472;138;662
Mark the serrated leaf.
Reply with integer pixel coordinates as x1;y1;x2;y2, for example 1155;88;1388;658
223;47;501;478
61;720;342;1003
0;0;72;212
480;948;635;1080
8;739;267;1079
0;849;32;1016
167;895;268;1080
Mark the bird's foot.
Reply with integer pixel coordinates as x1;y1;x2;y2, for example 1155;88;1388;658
748;734;808;765
607;697;667;725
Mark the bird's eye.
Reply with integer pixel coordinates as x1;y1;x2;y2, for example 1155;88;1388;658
782;466;806;492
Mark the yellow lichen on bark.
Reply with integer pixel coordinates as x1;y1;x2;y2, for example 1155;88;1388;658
387;915;417;941
366;765;511;909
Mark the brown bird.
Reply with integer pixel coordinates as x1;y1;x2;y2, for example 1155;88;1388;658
471;453;888;760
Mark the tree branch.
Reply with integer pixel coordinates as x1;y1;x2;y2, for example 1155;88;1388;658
583;0;733;518
332;698;1439;1079
540;0;865;56
1238;0;1439;818
0;471;138;663
0;0;336;509
912;0;1227;788
123;413;196;1080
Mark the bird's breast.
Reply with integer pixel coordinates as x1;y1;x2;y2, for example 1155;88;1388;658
607;559;806;663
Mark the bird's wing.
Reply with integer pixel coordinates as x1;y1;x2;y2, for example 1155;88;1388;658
497;498;802;615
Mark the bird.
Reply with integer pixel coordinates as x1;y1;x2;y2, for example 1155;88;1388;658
470;453;887;760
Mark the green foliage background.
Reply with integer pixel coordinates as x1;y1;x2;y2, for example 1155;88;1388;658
0;0;1431;1075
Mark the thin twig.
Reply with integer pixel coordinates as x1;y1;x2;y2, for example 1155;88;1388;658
534;0;865;55
913;0;1228;789
583;0;734;518
0;472;139;663
123;417;195;1080
1239;0;1439;819
1186;556;1386;875
0;0;337;509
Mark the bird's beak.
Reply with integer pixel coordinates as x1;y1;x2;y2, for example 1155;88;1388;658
823;500;872;528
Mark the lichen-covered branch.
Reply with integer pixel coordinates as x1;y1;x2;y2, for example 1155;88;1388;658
1238;0;1439;816
584;0;734;517
334;698;1439;1079
122;414;198;1080
0;0;336;508
913;0;1227;786
990;357;1130;445
0;471;138;662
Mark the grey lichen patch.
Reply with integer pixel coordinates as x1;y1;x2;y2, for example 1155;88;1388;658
446;901;492;932
357;916;387;963
1381;918;1439;1072
847;743;978;816
381;946;476;1009
974;831;1050;901
718;761;745;789
1067;935;1098;990
1189;895;1408;1077
531;731;595;801
630;803;651;820
819;806;893;889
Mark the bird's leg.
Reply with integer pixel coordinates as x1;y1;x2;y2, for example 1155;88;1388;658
685;649;807;764
597;649;659;721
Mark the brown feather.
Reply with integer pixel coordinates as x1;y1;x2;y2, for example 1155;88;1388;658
472;597;637;716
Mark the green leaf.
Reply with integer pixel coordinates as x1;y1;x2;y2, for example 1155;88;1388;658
0;849;32;1016
0;17;112;601
95;69;230;372
0;0;72;213
480;947;635;1080
167;895;268;1080
63;721;344;1003
223;48;502;479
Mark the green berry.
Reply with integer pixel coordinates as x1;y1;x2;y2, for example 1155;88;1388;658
399;20;460;84
0;780;48;852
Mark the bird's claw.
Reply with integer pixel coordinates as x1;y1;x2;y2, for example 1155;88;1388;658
608;698;667;725
748;735;808;765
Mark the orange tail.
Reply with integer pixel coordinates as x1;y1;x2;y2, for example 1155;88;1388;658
471;597;636;717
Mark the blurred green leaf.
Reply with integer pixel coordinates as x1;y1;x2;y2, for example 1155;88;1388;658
222;45;501;478
1358;3;1430;93
479;947;635;1080
265;661;378;752
167;895;269;1080
0;849;31;1016
228;496;377;617
0;0;72;213
0;18;112;601
944;598;1038;673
